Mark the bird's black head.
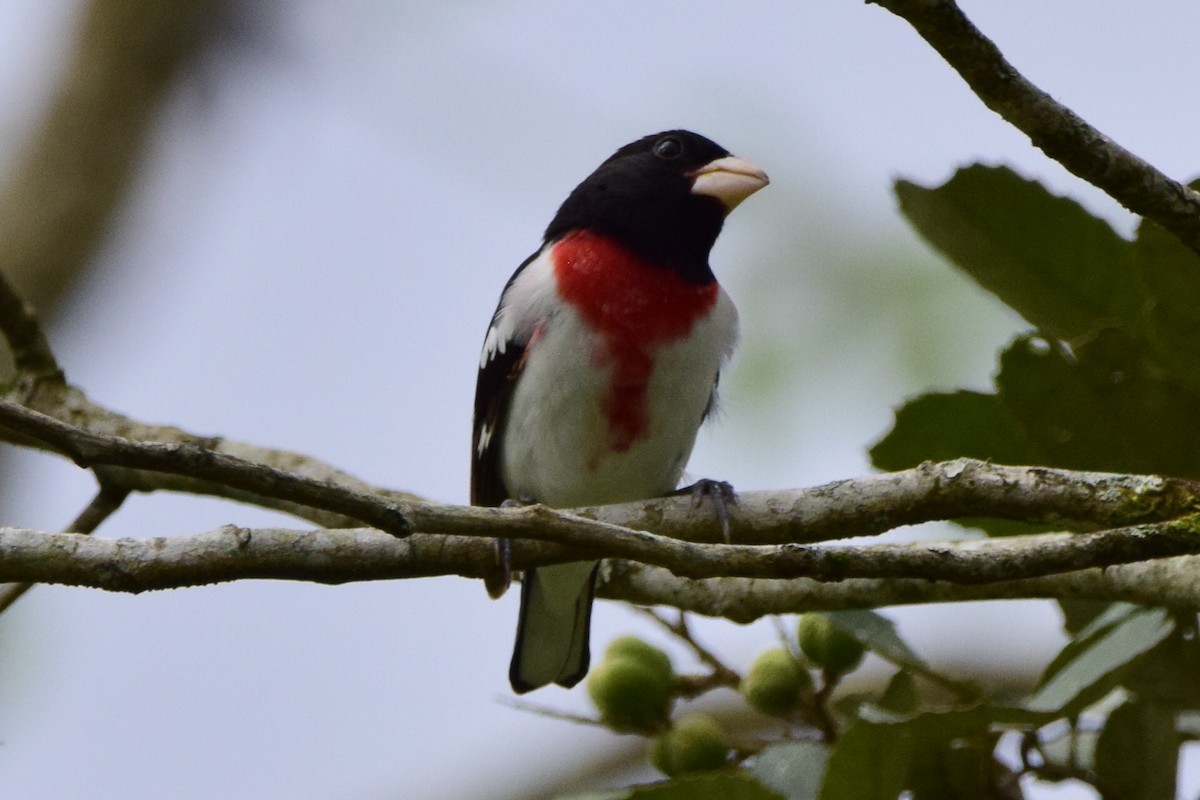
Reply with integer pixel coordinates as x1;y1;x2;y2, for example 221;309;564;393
544;130;768;283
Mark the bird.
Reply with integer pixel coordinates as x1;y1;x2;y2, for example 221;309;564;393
471;129;768;693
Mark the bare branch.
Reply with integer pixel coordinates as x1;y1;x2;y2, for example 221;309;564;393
0;266;60;380
633;607;742;690
868;0;1200;253
1;326;1199;619
0;386;429;530
603;557;1200;623
1;389;1197;551
0;482;128;612
0;526;492;591
0;399;415;536
1;515;1198;606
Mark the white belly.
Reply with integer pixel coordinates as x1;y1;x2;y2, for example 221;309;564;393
501;291;738;508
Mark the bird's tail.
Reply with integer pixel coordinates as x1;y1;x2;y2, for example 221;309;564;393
509;561;598;693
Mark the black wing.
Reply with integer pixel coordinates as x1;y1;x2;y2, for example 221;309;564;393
471;342;524;506
470;253;539;507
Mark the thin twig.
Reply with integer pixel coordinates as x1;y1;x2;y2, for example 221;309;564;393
0;263;61;380
811;672;840;743
68;483;131;533
634;607;741;691
0;400;414;537
495;696;608;729
868;0;1200;253
0;482;128;613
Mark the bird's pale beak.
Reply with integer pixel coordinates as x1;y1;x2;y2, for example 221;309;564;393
690;155;769;211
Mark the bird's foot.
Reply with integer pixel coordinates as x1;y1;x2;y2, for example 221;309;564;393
483;496;536;599
673;479;737;543
484;537;512;599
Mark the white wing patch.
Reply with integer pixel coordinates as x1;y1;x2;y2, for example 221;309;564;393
480;247;560;369
475;422;494;457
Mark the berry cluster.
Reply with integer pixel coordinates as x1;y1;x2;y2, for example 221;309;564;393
585;614;867;777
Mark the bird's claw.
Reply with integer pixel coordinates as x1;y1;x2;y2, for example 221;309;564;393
484;496;537;599
484;537;513;599
676;478;737;543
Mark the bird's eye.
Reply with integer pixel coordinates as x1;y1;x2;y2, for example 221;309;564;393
652;136;683;159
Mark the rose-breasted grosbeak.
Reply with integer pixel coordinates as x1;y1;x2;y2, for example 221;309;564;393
472;130;768;693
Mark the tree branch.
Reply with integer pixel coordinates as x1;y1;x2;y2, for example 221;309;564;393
2;389;1199;553
2;351;1199;617
0;265;60;380
0;513;1198;605
1;229;1199;620
0;399;415;536
0;382;427;531
0;481;128;612
868;0;1200;253
603;556;1200;623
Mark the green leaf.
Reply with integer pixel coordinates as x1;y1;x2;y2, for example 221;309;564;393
869;390;1030;471
824;610;925;668
822;705;1049;800
824;610;978;700
1038;605;1164;695
1029;607;1175;714
1057;599;1117;636
1056;601;1143;649
896;164;1140;343
1094;700;1178;800
1132;218;1200;394
912;736;997;800
819;717;913;800
565;774;785;800
869;391;1047;536
876;332;1200;492
882;166;1200;490
877;671;919;716
750;741;828;800
997;332;1200;477
1126;615;1200;708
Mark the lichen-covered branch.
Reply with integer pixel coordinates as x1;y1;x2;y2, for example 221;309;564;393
0;382;426;531
0;399;416;537
1;182;1199;616
604;556;1200;623
0;515;1198;592
868;0;1200;253
2;389;1199;554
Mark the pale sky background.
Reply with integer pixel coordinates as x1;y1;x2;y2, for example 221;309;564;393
0;2;1197;799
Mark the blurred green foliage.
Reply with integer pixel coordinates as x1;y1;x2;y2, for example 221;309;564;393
579;166;1200;800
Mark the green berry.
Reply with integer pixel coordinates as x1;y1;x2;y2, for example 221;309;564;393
604;636;673;681
586;656;672;733
648;713;730;776
740;648;812;716
797;614;865;676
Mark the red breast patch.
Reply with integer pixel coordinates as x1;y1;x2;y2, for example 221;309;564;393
551;231;719;452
